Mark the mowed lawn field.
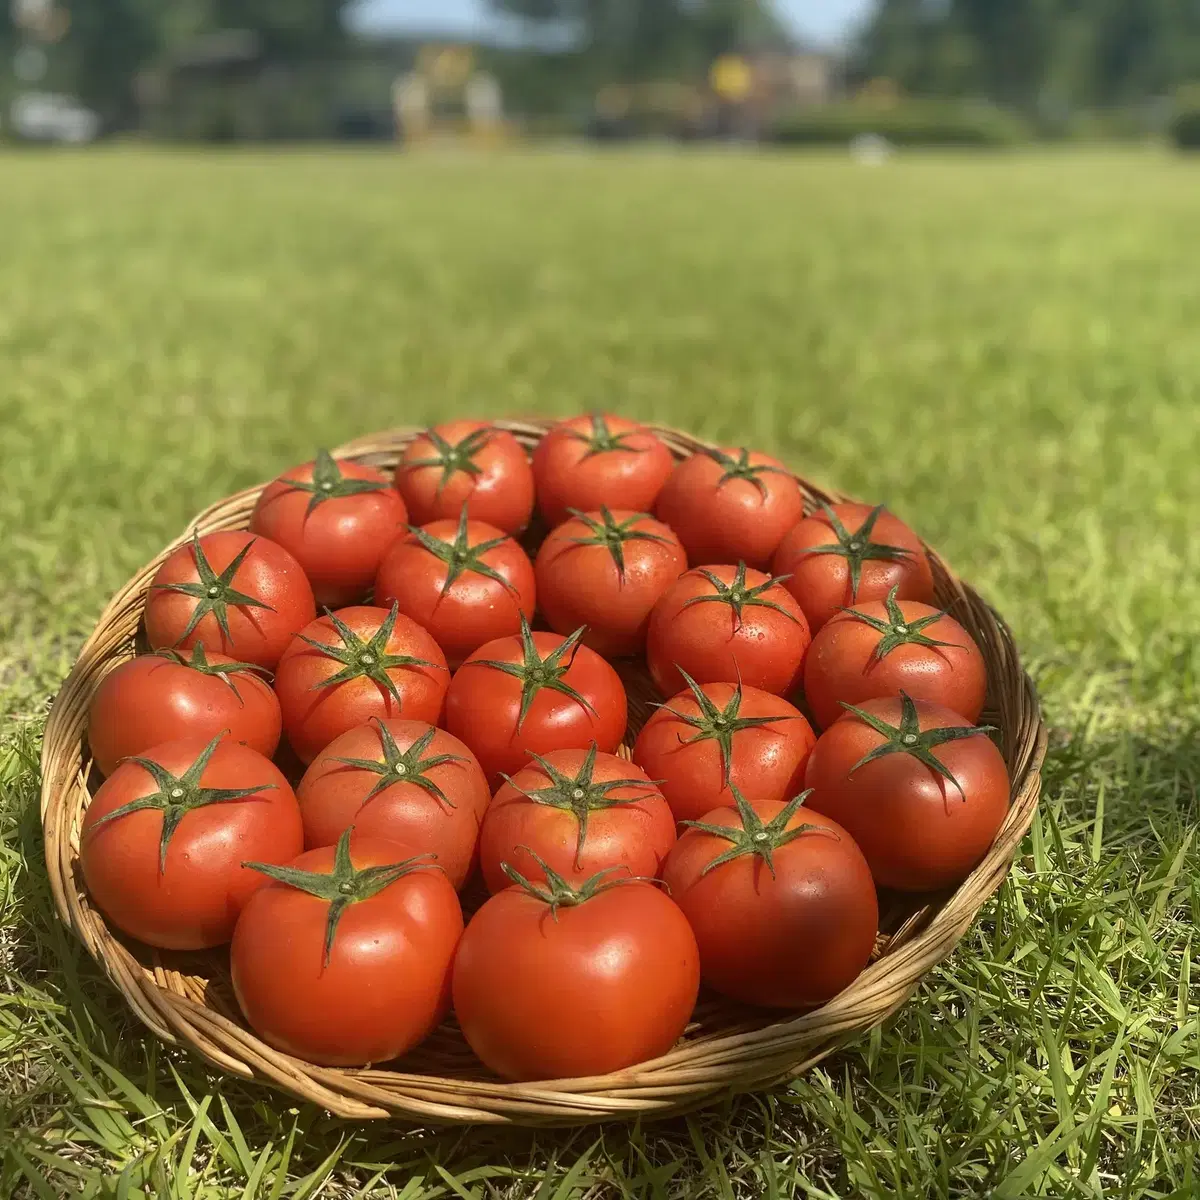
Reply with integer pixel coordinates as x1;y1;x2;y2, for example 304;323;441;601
2;147;1199;1198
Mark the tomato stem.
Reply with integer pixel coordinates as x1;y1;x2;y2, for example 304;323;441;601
682;785;838;879
679;562;800;631
500;848;648;918
331;717;468;807
278;449;392;517
840;691;997;800
244;828;438;967
702;446;791;501
798;504;916;602
405;506;520;598
502;743;662;869
88;732;276;874
836;585;964;662
563;506;673;582
404;426;491;496
152;643;274;695
566;413;646;459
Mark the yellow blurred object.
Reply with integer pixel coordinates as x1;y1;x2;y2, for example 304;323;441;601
710;55;752;104
419;45;475;92
858;77;901;109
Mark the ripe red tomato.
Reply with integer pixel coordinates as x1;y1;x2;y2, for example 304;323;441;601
646;563;811;698
87;645;281;777
273;604;448;764
804;693;1009;892
478;746;676;894
804;586;986;730
444;619;627;786
772;502;934;633
632;672;815;824
394;420;535;535
534;507;687;657
374;510;535;667
80;733;303;950
655;446;803;570
532;413;674;528
662;788;877;1009
144;530;316;670
297;719;490;890
452;860;699;1080
248;449;408;609
231;830;463;1066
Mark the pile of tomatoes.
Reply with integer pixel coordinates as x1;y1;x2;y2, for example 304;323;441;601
81;415;1009;1081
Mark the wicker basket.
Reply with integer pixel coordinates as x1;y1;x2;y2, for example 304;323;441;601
39;420;1046;1126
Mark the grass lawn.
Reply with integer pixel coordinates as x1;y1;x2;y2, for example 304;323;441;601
2;146;1198;1198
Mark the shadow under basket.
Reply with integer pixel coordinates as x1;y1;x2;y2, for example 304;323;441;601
39;420;1047;1126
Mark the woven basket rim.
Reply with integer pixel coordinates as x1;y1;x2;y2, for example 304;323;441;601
39;418;1047;1126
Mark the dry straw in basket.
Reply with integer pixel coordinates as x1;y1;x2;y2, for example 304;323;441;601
39;420;1047;1126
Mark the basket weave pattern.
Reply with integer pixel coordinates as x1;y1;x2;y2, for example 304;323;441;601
39;421;1046;1125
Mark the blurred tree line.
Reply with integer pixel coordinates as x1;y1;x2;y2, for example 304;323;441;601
855;0;1200;117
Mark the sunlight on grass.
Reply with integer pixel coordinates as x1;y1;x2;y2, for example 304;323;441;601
1;147;1198;1198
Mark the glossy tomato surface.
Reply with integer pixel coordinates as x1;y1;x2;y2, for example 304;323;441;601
478;748;676;894
87;648;281;777
632;679;815;823
144;531;316;670
374;516;535;667
444;625;627;786
535;508;687;657
803;593;986;730
531;413;674;528
231;833;463;1066
452;878;699;1081
655;446;803;570
249;452;408;609
663;796;877;1008
395;420;535;534
646;564;810;698
80;734;303;949
297;719;489;889
804;696;1009;891
273;605;449;764
772;503;934;633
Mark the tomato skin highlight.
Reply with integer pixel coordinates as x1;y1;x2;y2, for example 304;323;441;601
144;531;316;670
80;736;303;950
772;503;934;633
395;420;535;534
803;697;1009;892
662;801;877;1009
804;600;986;731
374;518;536;668
478;749;676;894
646;565;811;698
231;835;463;1067
655;447;803;570
535;510;687;657
532;413;674;528
273;606;449;765
297;720;489;890
87;652;281;777
444;630;627;787
452;881;699;1081
632;683;815;824
249;457;408;609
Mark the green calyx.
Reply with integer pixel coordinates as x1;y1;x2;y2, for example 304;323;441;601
564;505;673;581
245;828;437;968
802;503;915;602
151;529;276;645
299;601;442;707
682;785;837;879
88;732;276;874
406;506;517;598
332;717;468;807
567;412;645;460
405;425;492;495
502;743;662;869
681;561;800;630
839;585;962;663
153;643;272;694
501;848;646;919
472;615;597;731
704;446;790;500
656;668;801;786
282;449;391;517
840;691;996;801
